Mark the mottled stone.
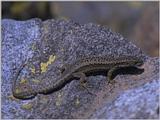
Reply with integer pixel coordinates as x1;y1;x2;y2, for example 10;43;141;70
91;72;159;119
2;19;158;119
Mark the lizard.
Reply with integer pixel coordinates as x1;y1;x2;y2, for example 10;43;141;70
12;56;144;99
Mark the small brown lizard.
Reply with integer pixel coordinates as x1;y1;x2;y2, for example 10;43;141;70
12;56;143;99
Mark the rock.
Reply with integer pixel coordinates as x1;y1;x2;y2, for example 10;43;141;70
2;19;159;119
91;58;159;119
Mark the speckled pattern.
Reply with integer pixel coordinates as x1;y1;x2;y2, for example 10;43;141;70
12;56;143;99
91;78;159;119
2;19;158;119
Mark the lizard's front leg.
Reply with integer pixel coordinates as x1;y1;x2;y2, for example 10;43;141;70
72;72;94;95
72;72;87;84
107;67;119;84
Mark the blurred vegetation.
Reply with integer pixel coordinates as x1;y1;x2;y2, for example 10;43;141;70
2;2;52;20
2;2;159;57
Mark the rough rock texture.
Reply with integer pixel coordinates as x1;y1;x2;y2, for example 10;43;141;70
2;18;159;119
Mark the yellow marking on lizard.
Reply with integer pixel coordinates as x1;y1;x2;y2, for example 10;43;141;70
41;55;56;73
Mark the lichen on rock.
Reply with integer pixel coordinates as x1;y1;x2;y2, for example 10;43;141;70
2;18;158;119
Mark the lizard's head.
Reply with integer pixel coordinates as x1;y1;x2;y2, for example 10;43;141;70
133;59;144;67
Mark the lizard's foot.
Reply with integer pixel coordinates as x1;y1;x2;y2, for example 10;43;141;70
106;77;118;93
79;80;96;96
80;83;95;95
73;72;95;95
80;78;87;87
107;78;116;85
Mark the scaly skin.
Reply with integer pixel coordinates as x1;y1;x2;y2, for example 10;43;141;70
12;56;143;99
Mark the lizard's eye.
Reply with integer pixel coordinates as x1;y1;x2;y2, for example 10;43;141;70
135;60;143;66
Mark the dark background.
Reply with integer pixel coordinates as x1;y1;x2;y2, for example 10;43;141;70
2;2;159;56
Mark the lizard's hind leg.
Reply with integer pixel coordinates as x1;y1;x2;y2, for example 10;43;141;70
59;64;71;74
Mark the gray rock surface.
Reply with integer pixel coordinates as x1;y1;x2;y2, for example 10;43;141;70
2;18;159;119
91;58;159;119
